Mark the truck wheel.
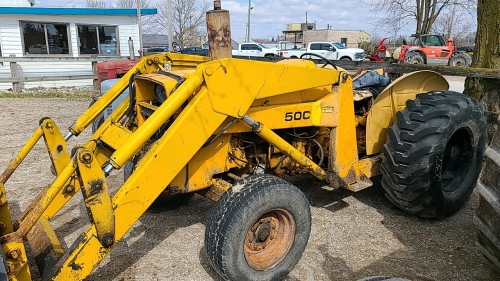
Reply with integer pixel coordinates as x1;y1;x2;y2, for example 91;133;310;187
381;91;487;220
205;174;311;281
123;154;193;211
406;52;425;64
265;54;275;58
88;99;104;134
448;52;472;67
340;57;352;61
474;116;500;272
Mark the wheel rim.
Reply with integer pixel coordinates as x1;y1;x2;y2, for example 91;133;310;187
452;58;466;67
441;128;474;192
244;208;296;270
411;58;422;64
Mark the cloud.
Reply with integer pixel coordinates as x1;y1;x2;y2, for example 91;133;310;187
35;0;401;39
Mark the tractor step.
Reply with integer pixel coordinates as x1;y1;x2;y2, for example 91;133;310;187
347;176;374;192
26;217;64;280
325;170;374;192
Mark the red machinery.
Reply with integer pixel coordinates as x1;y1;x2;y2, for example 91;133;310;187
398;34;471;66
367;38;388;62
96;59;140;90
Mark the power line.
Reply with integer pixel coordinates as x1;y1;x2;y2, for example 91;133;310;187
62;0;77;6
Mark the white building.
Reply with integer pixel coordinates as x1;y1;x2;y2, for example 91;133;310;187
0;7;156;91
0;0;33;7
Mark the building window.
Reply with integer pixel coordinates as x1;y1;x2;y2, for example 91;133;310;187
21;22;70;55
77;25;119;55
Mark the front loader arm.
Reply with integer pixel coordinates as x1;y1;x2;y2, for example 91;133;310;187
0;57;343;281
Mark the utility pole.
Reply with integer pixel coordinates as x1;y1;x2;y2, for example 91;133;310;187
246;0;252;42
137;0;142;56
168;0;173;51
448;2;457;39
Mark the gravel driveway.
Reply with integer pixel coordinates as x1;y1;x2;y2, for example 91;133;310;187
0;97;498;281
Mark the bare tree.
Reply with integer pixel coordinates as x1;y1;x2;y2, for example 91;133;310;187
86;0;107;8
359;0;476;34
430;7;475;46
115;0;154;29
116;0;150;8
154;0;210;46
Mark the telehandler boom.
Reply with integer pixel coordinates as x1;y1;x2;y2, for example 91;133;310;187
0;2;486;280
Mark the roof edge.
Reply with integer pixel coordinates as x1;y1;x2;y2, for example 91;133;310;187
0;7;157;16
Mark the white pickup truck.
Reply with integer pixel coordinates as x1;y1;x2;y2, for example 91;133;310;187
232;43;280;57
280;41;366;61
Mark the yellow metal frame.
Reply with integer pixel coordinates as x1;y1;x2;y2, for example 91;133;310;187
0;54;452;281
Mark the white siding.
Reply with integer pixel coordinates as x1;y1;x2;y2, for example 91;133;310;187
0;14;141;91
0;0;31;6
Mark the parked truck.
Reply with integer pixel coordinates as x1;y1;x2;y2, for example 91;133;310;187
232;42;280;57
280;41;366;61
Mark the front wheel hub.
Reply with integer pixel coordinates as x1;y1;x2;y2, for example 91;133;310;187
244;209;296;270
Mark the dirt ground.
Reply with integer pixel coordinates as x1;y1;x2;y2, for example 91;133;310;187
0;97;499;281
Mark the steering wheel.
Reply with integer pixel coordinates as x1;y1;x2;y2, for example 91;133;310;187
299;53;337;70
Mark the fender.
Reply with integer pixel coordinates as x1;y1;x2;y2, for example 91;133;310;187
365;70;449;155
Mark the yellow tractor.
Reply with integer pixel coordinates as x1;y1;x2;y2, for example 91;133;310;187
0;6;487;281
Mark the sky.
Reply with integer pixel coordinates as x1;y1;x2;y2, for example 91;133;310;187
36;0;410;40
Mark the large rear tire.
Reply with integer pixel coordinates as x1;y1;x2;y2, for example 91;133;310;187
381;91;487;219
474;116;500;272
205;174;311;281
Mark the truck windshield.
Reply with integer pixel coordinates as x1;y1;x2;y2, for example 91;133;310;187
332;42;346;49
258;44;269;49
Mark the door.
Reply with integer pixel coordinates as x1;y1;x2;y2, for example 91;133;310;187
322;44;337;59
240;44;251;56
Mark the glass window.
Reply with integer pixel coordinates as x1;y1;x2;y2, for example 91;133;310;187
321;44;333;51
310;43;321;50
21;22;70;55
77;25;119;55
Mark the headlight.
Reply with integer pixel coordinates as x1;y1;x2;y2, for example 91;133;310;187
355;52;365;59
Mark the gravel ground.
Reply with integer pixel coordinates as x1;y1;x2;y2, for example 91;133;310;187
0;97;498;281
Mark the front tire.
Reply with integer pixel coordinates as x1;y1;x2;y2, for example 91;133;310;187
448;52;472;67
381;91;487;219
406;52;425;64
205;174;311;281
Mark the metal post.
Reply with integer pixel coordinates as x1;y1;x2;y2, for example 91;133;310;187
128;37;135;60
206;0;232;59
168;0;173;52
137;0;142;57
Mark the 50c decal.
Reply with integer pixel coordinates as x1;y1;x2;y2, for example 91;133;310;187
285;111;311;121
